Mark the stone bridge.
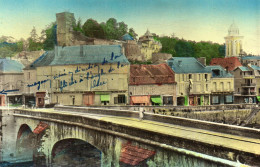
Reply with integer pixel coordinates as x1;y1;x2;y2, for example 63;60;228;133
1;106;260;167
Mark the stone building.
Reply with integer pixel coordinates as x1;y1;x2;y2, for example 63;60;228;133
232;65;257;104
205;66;234;105
28;45;129;107
0;59;24;106
224;22;243;57
129;64;177;106
121;34;145;62
241;56;260;66
138;30;162;61
167;57;211;106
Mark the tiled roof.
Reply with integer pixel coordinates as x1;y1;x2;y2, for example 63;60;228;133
120;142;155;166
33;122;48;134
242;56;260;60
205;66;233;78
130;63;175;85
25;51;55;70
167;57;210;74
210;57;242;71
0;59;24;73
50;45;129;66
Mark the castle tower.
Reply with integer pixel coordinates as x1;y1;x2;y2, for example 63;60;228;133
224;22;243;57
56;12;76;46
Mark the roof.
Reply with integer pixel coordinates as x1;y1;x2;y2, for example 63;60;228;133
26;45;129;69
122;34;134;41
50;45;129;66
205;66;233;78
242;56;260;60
0;59;24;73
210;57;242;71
250;65;260;71
120;142;155;166
130;63;175;85
238;66;250;71
167;57;210;74
25;51;55;70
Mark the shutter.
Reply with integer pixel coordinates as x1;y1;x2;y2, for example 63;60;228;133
114;97;118;104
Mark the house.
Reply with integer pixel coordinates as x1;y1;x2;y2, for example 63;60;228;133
241;56;260;66
129;64;176;106
23;51;55;107
167;57;211;106
205;66;234;105
210;57;242;72
138;30;162;61
28;45;130;107
0;58;24;106
232;65;257;104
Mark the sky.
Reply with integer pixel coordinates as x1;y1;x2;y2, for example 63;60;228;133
0;0;259;55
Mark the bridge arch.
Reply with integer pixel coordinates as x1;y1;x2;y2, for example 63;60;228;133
51;138;102;166
16;124;35;162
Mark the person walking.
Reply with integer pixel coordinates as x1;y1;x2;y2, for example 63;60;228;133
139;107;145;120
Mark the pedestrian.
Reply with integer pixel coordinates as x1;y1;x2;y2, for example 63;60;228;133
139;107;145;120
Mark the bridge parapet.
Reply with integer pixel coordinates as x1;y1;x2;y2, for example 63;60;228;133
13;107;260;166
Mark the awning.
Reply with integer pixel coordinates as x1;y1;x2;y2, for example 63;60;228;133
151;96;162;104
100;94;110;101
257;96;260;102
33;122;48;134
131;96;150;104
120;142;155;166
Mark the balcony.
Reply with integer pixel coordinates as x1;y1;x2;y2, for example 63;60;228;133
243;75;255;79
242;92;256;96
241;83;256;87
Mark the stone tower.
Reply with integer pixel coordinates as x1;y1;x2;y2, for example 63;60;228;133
224;22;243;57
56;12;76;46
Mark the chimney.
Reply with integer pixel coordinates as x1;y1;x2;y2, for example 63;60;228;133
178;60;182;66
197;57;206;66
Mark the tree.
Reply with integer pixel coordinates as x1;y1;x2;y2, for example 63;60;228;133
82;19;105;39
129;28;138;39
43;23;57;50
74;18;84;33
117;22;128;39
104;18;118;39
30;26;39;42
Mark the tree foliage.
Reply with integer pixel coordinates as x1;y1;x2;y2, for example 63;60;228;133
43;23;57;50
82;18;137;40
82;19;105;39
157;36;225;64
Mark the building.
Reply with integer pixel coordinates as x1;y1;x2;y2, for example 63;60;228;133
28;45;130;107
0;59;24;106
232;65;257;104
205;66;234;105
122;34;146;62
210;57;242;72
167;57;211;106
129;64;176;106
23;51;55;107
139;30;162;61
224;22;243;57
241;56;260;66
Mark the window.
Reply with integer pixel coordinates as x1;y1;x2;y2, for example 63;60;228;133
238;88;240;93
114;95;126;104
220;82;224;91
189;74;192;79
212;70;220;77
206;84;208;91
205;74;208;81
163;96;173;105
259;88;260;94
198;74;201;81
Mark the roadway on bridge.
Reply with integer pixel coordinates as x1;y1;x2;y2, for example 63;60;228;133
21;108;260;156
